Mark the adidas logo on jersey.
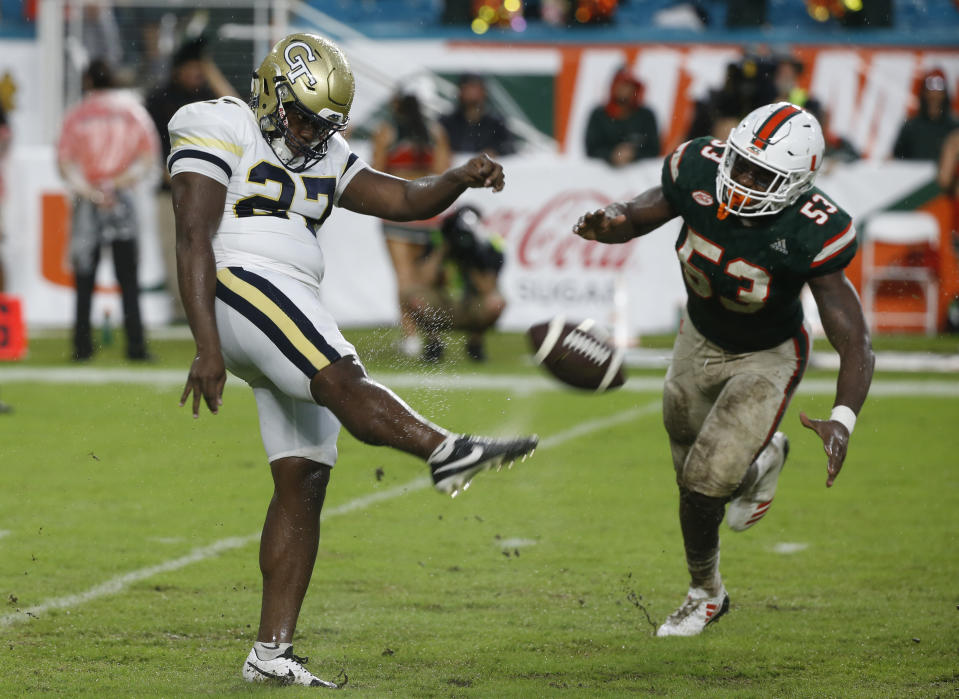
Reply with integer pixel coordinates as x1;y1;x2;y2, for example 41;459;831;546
770;238;788;254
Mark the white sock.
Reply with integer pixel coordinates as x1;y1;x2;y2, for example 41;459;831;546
253;641;291;661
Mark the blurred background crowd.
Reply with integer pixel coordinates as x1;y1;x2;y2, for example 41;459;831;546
0;0;957;368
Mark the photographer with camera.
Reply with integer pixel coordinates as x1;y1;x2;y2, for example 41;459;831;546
405;205;506;362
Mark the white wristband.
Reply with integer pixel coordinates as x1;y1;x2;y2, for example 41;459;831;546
830;405;857;435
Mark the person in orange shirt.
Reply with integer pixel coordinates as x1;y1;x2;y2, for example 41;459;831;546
0;103;12;414
0;103;10;295
939;126;959;331
57;59;161;361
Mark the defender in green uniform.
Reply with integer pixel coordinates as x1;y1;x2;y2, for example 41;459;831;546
574;102;874;637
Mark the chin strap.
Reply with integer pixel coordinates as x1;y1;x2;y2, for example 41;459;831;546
716;202;730;221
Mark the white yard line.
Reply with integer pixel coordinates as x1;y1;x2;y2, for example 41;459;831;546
0;536;257;627
0;367;957;396
624;347;959;373
538;402;660;449
0;403;659;628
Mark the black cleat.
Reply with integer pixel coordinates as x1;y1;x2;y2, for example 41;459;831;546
428;434;538;497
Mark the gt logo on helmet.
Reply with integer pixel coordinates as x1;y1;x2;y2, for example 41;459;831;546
252;33;355;171
284;41;318;87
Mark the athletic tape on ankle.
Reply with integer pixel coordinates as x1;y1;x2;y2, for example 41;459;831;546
829;405;857;434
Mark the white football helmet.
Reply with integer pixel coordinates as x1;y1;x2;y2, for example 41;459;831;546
716;102;825;218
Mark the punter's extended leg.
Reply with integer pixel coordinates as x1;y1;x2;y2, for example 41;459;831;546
310;355;538;497
309;356;445;458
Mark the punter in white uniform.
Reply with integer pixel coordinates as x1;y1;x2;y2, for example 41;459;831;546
168;33;538;688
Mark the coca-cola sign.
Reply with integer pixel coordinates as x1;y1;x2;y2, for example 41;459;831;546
486;190;642;271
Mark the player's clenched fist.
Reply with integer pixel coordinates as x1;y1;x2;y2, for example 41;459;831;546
455;154;505;192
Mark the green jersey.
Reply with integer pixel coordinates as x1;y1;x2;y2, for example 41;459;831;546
660;137;857;353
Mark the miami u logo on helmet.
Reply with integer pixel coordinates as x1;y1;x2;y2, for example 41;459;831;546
283;41;317;87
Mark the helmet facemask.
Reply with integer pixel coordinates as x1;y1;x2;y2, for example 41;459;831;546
256;80;348;172
715;102;823;220
717;142;810;218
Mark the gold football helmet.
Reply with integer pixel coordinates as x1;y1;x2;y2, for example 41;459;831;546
250;33;355;171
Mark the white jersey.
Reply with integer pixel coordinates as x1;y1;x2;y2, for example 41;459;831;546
167;96;368;288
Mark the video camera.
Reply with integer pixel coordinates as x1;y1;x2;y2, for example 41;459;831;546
440;206;504;273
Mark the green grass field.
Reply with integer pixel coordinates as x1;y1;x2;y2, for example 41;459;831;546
1;330;957;696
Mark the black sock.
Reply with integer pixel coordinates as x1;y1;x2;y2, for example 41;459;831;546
679;487;726;594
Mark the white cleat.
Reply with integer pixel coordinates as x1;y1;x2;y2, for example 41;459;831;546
242;646;342;688
428;434;538;497
656;585;730;637
727;432;790;532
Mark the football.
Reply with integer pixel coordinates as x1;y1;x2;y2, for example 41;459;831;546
527;316;626;392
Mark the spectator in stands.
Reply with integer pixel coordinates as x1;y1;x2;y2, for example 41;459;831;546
440;73;516;157
0;103;10;296
80;2;123;71
585;66;660;166
804;100;860;166
686;55;776;141
407;205;507;362
0;103;11;414
893;68;959;162
371;85;452;360
146;36;236;161
939;127;959;220
939;127;959;328
146;36;236;323
57;59;160;362
772;54;813;109
773;56;834;156
768;55;859;165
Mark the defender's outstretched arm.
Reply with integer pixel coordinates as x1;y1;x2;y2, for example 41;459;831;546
573;185;678;244
802;271;875;487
